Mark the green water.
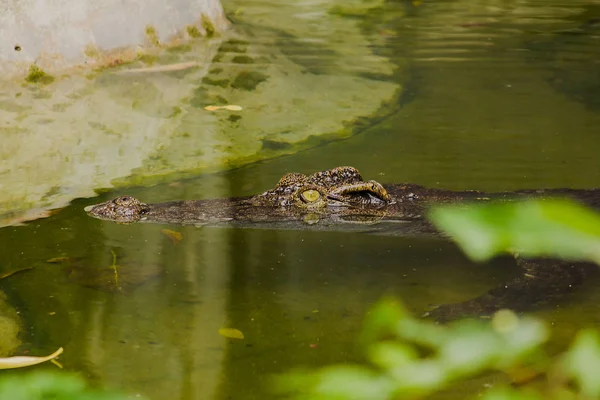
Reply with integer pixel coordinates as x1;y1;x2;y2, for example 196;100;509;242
3;1;600;399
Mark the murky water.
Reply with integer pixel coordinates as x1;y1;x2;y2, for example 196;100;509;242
2;1;600;399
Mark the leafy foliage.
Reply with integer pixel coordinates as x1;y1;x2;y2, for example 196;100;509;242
0;372;140;400
278;199;600;399
278;297;600;399
429;199;600;263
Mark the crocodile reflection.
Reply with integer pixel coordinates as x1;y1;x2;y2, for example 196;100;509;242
85;166;600;321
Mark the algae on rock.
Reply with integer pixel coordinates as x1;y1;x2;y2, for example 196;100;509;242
0;0;404;226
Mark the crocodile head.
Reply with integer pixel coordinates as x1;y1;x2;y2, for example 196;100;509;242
249;166;391;209
85;195;150;223
85;166;395;225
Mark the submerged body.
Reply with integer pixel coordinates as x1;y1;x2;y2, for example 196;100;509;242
85;166;600;320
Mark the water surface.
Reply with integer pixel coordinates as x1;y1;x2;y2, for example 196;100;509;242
3;1;600;399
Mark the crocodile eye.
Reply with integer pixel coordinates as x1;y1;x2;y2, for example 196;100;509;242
115;196;139;206
300;189;321;203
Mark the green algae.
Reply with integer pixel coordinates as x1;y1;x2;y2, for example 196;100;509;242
231;71;268;91
0;126;26;135
31;90;52;99
226;39;249;46
0;100;28;112
261;140;293;151
231;55;255;64
109;84;403;189
51;103;70;112
169;106;182;118
25;65;55;85
167;44;192;54
201;14;216;37
218;41;248;54
145;25;160;46
186;25;203;38
84;45;100;59
328;1;385;18
189;87;229;108
138;54;159;65
201;77;230;88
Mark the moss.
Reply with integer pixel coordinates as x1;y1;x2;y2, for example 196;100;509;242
0;126;26;134
189;88;229;108
231;55;255;64
87;121;119;136
201;14;216;37
231;71;268;91
158;53;180;65
218;41;247;54
189;87;207;108
186;25;203;38
25;65;55;85
228;115;242;123
104;81;404;188
169;106;182;118
145;25;160;46
261;139;293;151
84;45;100;59
256;56;271;64
138;54;158;65
213;95;229;104
0;101;27;113
209;67;223;74
167;44;192;54
52;103;69;112
328;4;379;18
31;90;52;99
202;77;230;88
226;39;249;46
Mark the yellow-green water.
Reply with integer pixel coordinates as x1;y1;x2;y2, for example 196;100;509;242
2;1;600;399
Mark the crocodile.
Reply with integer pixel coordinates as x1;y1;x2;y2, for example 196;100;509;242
85;166;600;321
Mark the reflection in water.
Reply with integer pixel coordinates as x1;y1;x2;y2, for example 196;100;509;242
2;1;600;400
0;189;519;399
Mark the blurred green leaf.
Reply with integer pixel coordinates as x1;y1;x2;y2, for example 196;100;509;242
438;321;498;375
388;360;447;394
491;309;520;334
273;369;317;398
395;317;447;349
279;298;599;400
429;199;600;263
312;366;394;400
563;329;600;397
280;198;600;400
368;341;417;370
0;372;136;400
494;316;547;367
481;387;543;400
360;297;408;345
